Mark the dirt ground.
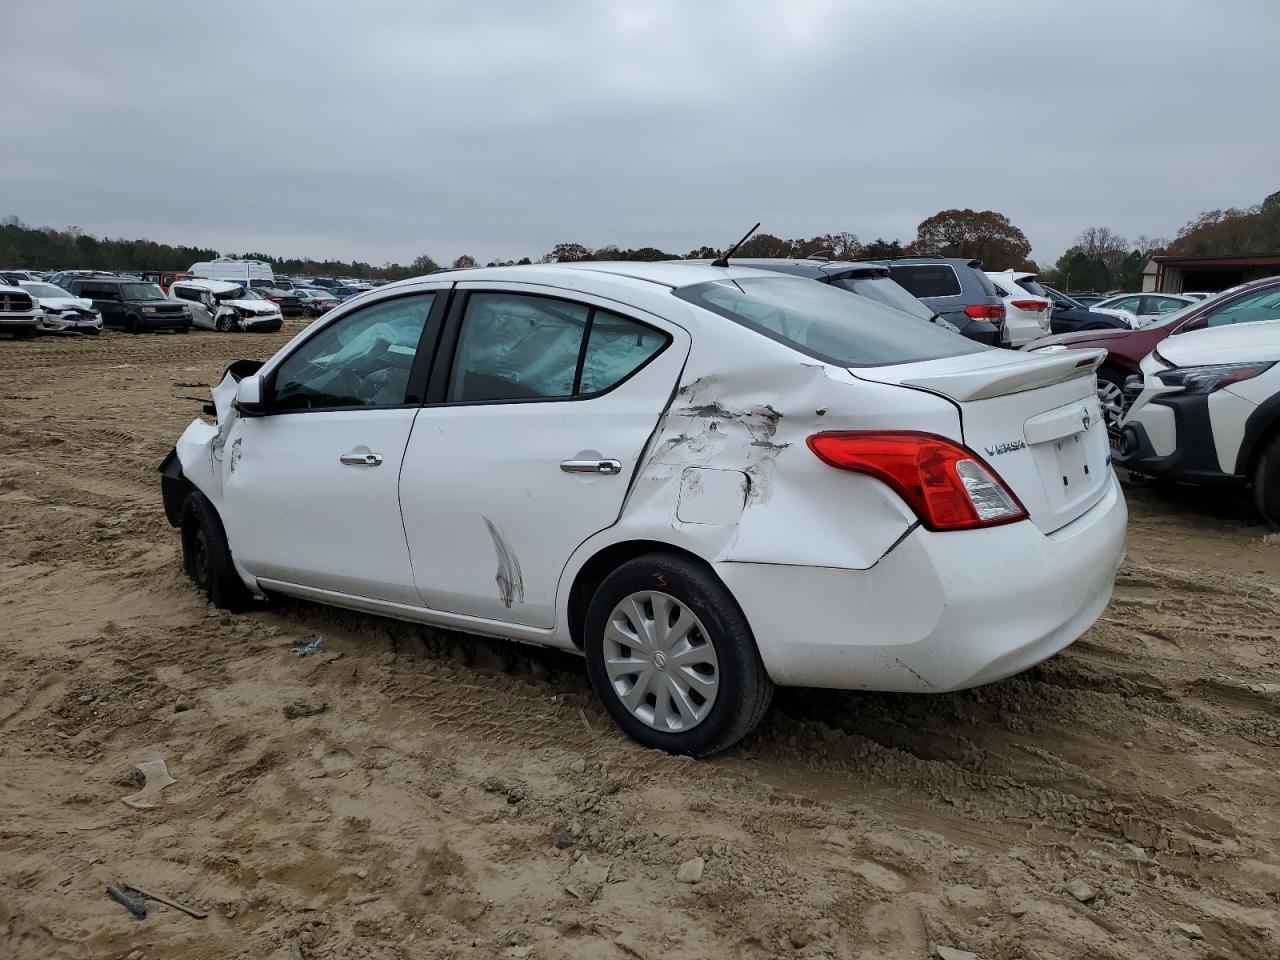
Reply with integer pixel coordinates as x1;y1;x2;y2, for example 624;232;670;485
1;328;1278;960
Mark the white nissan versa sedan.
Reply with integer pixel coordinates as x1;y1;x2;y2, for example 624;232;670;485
160;262;1127;756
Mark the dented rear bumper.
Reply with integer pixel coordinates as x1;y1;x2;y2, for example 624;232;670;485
716;473;1127;691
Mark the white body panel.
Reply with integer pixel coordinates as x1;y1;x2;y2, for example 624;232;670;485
188;259;275;285
222;408;422;604
172;263;1128;693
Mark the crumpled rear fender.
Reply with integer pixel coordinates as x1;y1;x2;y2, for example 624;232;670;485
616;345;963;572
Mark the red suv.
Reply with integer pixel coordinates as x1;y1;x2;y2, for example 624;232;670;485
1024;276;1280;435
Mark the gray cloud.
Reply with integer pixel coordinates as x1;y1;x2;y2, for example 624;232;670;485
3;0;1275;267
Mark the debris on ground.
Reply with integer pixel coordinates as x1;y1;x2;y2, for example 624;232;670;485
121;881;208;919
1173;921;1205;940
935;947;979;960
121;759;178;809
291;636;325;657
282;701;328;719
106;884;148;919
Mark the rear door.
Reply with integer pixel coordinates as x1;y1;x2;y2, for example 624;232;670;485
400;283;688;628
856;350;1112;533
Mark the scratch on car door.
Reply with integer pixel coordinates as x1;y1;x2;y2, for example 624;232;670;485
483;517;524;608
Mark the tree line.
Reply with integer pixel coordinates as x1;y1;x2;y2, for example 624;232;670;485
5;192;1277;291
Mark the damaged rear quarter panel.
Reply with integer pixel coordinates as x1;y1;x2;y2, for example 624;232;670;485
614;324;963;572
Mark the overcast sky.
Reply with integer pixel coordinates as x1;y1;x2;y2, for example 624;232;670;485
3;0;1275;267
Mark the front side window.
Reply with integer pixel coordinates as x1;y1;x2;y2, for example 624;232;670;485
889;264;962;299
676;276;985;368
1205;288;1280;327
1147;296;1184;314
272;294;434;410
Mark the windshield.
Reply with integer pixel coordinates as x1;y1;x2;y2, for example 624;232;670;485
834;275;935;322
121;283;166;300
21;282;72;298
216;286;262;301
675;276;986;367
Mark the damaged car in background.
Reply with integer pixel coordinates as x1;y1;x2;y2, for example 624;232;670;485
16;281;103;334
169;278;284;333
160;262;1127;756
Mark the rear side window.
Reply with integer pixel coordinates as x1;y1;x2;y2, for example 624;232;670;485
579;311;667;394
889;264;962;299
448;293;668;402
675;277;986;368
1014;277;1048;297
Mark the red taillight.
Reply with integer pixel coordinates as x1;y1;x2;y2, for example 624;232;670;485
1010;299;1049;312
268;296;283;303
964;303;1006;322
806;431;1028;531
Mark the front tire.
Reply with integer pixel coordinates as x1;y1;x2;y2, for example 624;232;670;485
1253;434;1280;526
180;492;250;610
124;315;140;334
584;553;773;757
1096;367;1128;440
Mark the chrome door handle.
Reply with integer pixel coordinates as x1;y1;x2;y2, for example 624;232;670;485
340;452;383;466
560;459;622;475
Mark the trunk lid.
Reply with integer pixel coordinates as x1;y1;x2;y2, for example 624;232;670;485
855;348;1112;534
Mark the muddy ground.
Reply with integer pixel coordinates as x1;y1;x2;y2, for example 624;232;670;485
0;328;1277;960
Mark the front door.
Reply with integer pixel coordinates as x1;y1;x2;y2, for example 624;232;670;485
400;284;688;628
221;290;444;603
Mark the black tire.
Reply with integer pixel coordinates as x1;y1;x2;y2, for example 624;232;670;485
124;315;140;334
180;492;251;610
15;327;36;340
215;315;232;332
584;553;773;757
1253;434;1280;526
1096;366;1128;437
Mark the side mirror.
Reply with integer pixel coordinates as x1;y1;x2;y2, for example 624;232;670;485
234;373;268;416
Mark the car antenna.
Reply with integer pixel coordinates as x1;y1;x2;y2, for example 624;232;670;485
711;222;761;268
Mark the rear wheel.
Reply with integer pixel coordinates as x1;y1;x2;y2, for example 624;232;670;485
584;553;773;757
1253;434;1280;526
180;492;250;610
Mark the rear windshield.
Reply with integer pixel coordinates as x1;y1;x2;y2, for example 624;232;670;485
674;277;986;367
833;275;934;322
889;264;962;299
1015;276;1049;297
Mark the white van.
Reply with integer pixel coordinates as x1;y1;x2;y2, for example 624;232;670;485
188;258;275;289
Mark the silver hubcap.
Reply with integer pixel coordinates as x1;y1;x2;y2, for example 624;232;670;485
1097;379;1125;438
602;590;719;733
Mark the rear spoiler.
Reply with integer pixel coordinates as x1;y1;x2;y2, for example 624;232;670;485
899;349;1105;402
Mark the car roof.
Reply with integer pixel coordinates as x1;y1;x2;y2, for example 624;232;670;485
406;260;827;292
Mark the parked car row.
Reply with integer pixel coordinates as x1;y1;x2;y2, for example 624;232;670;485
1026;276;1280;438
